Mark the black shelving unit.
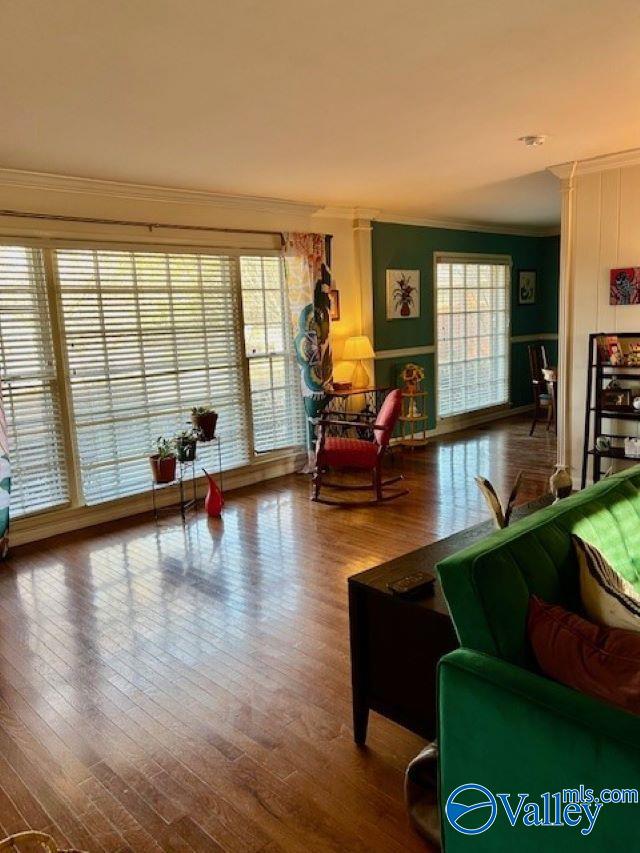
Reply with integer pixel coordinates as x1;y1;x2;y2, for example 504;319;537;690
582;332;640;488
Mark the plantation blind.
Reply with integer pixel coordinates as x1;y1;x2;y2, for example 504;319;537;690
240;255;305;453
436;256;510;418
56;248;250;504
0;245;69;515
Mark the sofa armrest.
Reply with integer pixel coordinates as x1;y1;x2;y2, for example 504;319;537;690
440;648;640;748
438;649;640;851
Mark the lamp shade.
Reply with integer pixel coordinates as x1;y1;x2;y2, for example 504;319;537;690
343;335;375;361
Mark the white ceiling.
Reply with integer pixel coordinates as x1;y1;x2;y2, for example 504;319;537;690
2;0;640;228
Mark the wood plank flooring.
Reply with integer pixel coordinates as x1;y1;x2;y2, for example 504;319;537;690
2;415;555;852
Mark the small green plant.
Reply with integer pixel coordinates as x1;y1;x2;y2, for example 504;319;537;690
191;405;215;416
154;436;175;459
175;428;198;462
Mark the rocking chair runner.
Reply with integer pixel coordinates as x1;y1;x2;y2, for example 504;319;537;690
312;389;409;505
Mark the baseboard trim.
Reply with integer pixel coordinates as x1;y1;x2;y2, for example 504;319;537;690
11;449;307;548
392;403;535;445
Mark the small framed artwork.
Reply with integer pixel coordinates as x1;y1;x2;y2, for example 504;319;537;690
610;268;640;305
518;270;536;305
601;388;632;410
386;269;420;319
329;288;340;321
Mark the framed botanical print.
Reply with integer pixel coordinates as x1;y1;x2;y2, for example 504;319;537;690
518;270;536;305
386;269;420;319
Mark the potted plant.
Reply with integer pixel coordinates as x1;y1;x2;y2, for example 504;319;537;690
393;272;417;316
149;436;177;484
191;405;218;441
175;429;197;463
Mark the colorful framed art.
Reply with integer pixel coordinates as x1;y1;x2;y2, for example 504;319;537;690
610;268;640;305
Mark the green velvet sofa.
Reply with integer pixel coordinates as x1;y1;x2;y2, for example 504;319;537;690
436;466;640;851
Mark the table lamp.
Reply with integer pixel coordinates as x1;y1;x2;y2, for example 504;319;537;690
343;335;375;389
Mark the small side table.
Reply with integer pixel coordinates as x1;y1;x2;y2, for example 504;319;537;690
399;391;429;448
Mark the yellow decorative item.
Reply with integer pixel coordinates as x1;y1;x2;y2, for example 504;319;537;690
400;363;426;418
343;335;375;389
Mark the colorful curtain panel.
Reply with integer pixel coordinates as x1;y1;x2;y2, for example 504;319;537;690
282;232;333;464
0;385;9;559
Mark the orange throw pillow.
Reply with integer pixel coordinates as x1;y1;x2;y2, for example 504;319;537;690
528;595;640;715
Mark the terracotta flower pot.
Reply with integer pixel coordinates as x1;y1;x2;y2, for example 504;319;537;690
149;454;177;484
192;411;218;441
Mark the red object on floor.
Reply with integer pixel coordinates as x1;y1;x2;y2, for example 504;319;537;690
203;469;224;517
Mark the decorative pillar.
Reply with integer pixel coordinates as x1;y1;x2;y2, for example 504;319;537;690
556;168;577;472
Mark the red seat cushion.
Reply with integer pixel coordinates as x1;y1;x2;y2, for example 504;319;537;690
320;436;379;469
528;595;640;715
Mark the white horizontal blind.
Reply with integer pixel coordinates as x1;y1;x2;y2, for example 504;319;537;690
240;256;304;452
56;249;250;504
436;257;509;418
0;245;69;515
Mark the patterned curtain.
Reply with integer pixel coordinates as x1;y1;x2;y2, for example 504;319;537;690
0;384;9;559
282;233;333;467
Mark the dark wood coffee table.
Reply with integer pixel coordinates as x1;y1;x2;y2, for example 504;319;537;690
348;494;552;744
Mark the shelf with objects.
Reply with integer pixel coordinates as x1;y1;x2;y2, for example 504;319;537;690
150;430;224;523
581;332;640;488
398;362;429;449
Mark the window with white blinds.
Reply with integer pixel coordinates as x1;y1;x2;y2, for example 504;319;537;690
0;245;69;516
56;249;250;505
436;256;510;419
240;256;305;453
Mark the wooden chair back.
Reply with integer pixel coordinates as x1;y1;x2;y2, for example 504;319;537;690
528;344;548;384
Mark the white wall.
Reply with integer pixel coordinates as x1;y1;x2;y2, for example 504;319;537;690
558;156;640;482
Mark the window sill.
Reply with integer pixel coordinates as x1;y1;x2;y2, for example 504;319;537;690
10;446;307;548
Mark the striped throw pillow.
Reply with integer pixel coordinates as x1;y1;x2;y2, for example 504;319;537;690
572;535;640;632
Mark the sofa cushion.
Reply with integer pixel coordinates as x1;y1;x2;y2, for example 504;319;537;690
528;595;640;715
320;436;378;469
573;534;640;631
437;466;640;666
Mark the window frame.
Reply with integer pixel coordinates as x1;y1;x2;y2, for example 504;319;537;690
0;236;304;519
433;251;512;421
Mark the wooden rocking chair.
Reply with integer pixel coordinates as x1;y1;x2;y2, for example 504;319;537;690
312;389;408;506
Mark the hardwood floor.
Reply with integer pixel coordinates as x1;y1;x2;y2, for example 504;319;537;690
1;415;555;852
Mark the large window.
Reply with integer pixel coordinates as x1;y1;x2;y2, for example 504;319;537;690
0;242;304;515
436;255;510;419
0;245;68;516
240;256;304;453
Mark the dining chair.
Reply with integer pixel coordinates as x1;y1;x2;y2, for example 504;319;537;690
528;343;554;435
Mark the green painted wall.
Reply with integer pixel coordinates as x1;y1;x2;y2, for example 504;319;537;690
372;222;559;420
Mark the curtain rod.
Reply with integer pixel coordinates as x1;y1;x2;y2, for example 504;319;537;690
0;209;332;242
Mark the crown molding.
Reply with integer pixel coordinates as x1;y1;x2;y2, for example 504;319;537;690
373;210;559;237
0;167;561;234
313;205;380;220
0;167;324;217
548;148;640;180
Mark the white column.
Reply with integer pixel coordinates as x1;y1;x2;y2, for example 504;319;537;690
353;216;375;379
556;172;576;470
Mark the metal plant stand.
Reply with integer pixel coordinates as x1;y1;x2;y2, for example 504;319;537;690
151;436;223;523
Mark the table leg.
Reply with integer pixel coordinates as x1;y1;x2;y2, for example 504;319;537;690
348;583;369;745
